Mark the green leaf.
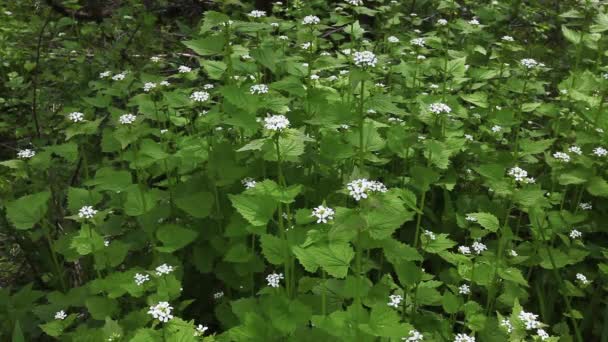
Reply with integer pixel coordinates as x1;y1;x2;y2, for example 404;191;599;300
229;193;277;227
183;36;226;56
123;186;160;216
467;212;500;232
5;191;51;230
498;267;528;287
562;25;582;44
71;225;105;255
586;177;608;197
85;296;119;320
251;47;278;73
364;191;415;240
156;224;199;253
260;234;287;265
460;92;488;108
360;304;411;338
67;187;102;212
87;167;132;192
202;60;227;80
174;191;214;218
12;321;25;342
311;243;355;278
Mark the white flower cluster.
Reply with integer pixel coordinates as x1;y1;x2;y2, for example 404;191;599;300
264;114;290;131
411;38;425;47
576;273;589;285
552;151;570;162
302;15;320;25
491;125;502;133
346;0;364;6
195;324;209;337
68;111;84;122
518;310;541;330
468;19;480;25
569;229;582;239
353;51;377;68
454;334;475;342
471;241;487;254
507;167;535;184
465;214;477;222
428;102;452;115
55;310;67;320
423;230;436;240
502;35;514;42
242;178;257;189
537;329;550;340
150;56;161;63
458;246;471;255
99;70;112;78
134;273;150;286
112;72;127;81
520;58;539;69
312;205;335;223
266;272;284;287
403;329;424;342
155;263;174;276
248;10;266;18
346;179;388;201
458;284;470;295
190;91;210;103
437;19;448;26
500;318;513;333
143;82;157;92
579;202;592;210
568;145;582;155
250;84;269;94
387;36;400;43
387;294;403;308
593;146;607;157
78;205;98;219
17;149;36;159
148;301;174;322
177;65;192;73
119;113;137;125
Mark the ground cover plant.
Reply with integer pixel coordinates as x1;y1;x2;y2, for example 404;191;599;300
1;0;607;340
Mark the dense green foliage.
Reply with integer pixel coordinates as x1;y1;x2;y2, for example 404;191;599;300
1;0;608;341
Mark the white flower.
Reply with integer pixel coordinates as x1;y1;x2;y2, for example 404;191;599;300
119;113;137;125
270;22;279;28
104;239;110;247
593;146;607;157
241;54;252;60
458;284;470;295
387;36;400;43
417;55;426;60
300;42;313;50
520;58;539;69
429;84;439;89
537;329;549;340
576;273;589;285
250;84;269;95
491;125;502;133
569;229;582;239
353;51;377;68
148;301;174;323
411;38;425;47
68;111;85;122
510;249;518;257
143;82;157;92
568;145;582;155
54;310;67;320
468;19;480;25
17;149;36;159
178;65;192;73
194;324;209;337
99;70;112;78
278;35;289;41
471;241;487;254
464;134;474;141
78;205;98;219
150;56;161;63
465;214;477;222
155;263;174;276
553;151;570;162
134;273;150;286
347;179;388;201
518;310;541;330
242;178;257;189
190;91;210;102
203;83;214;90
310;74;320;80
346;0;364;6
302;15;320;25
458;246;471;255
248;10;267;18
502;35;514;42
454;334;475;342
160;80;170;87
387;294;403;308
423;230;436;240
508;167;529;182
500;319;513;333
312;205;335;223
264;114;290;131
437;19;448;26
111;72;126;81
579;202;592;210
403;329;424;342
213;291;224;299
428;102;451;115
266;272;284;287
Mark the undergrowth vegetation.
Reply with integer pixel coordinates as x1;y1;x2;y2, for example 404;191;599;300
1;0;608;341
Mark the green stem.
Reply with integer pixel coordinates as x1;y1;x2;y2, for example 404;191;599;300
358;80;366;169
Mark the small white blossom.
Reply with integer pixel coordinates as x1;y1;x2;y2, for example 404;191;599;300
266;272;284;287
301;42;313;50
569;229;582;239
99;70;112;78
508;167;529;182
403;329;424;342
148;302;174;323
387;36;400;43
471;241;487;255
593;146;607;157
190;91;210;103
568;145;582;155
68;111;85;122
78;205;98;219
346;0;364;6
437;19;448;26
104;240;110;247
213;291;224;299
518;310;541;330
347;179;388;201
387;294;403;308
553;152;570;162
464;134;474;141
302;15;320;25
579;202;592;210
428;102;452;115
250;84;269;94
458;246;471;255
458;284;470;295
353;51;377;68
423;230;436;240
178;65;192;73
143;82;157;92
248;10;267;18
576;273;589;285
502;35;514;42
54;310;67;320
411;38;425;47
264;115;290;131
119;113;137;125
510;249;518;257
155;263;174;276
111;72;126;81
500;319;513;333
417;55;426;60
278;35;289;41
491;125;502;133
150;56;161;63
465;214;477;222
203;83;214;90
242;178;257;189
194;324;209;337
134;273;150;286
270;22;279;28
17;149;36;159
468;19;480;25
312;205;335;223
537;329;549;340
454;334;475;342
520;58;539;69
